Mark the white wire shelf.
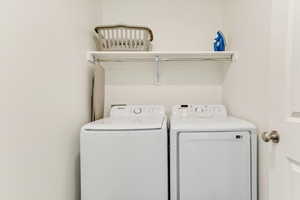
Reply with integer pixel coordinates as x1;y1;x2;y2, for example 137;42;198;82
87;51;235;63
87;51;236;85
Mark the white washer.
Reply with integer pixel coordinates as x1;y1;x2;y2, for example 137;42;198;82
81;105;168;200
170;105;257;200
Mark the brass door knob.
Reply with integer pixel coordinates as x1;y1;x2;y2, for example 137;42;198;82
262;130;280;143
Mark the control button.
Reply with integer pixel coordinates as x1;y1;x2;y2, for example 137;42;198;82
195;107;202;112
133;108;142;114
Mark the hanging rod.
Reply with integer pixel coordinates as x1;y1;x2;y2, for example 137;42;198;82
90;57;233;63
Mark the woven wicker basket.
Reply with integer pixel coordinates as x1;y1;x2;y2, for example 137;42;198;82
94;25;153;51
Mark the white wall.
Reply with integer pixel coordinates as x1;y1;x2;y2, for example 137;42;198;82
222;1;271;200
99;0;227;115
0;1;271;199
0;0;100;200
100;1;272;200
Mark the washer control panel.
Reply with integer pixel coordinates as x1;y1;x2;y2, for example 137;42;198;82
110;105;165;117
172;104;227;118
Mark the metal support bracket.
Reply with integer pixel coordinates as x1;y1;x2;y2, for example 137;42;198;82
87;53;97;64
154;56;160;85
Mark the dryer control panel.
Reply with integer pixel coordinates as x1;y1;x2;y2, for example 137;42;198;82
110;105;165;117
172;104;227;118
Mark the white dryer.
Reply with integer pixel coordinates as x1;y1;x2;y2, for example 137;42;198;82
81;105;168;200
170;105;257;200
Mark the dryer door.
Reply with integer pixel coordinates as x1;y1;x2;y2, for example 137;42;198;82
178;132;251;200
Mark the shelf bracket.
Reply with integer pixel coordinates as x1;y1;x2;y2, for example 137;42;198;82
232;52;238;62
87;53;97;64
154;56;160;85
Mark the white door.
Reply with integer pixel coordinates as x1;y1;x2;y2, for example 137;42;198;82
179;132;251;200
267;0;300;199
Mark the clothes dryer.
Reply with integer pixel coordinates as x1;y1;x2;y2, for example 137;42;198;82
170;105;257;200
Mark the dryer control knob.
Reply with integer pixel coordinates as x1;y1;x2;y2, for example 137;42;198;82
195;107;202;113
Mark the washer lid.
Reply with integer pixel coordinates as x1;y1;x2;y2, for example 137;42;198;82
82;116;165;131
170;116;256;132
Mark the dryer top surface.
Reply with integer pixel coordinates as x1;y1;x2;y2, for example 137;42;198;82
170;116;256;132
171;104;256;132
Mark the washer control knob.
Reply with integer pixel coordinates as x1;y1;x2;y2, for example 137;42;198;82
194;107;201;112
133;108;142;114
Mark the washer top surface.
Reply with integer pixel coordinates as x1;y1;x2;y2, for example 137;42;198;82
171;105;256;131
83;116;166;131
83;105;166;131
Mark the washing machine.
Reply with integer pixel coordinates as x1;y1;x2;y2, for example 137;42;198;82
170;105;257;200
80;105;168;200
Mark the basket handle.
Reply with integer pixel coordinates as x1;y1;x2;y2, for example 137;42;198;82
94;25;154;41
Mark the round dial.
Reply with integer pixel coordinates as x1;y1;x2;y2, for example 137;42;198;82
194;107;202;112
133;107;142;114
